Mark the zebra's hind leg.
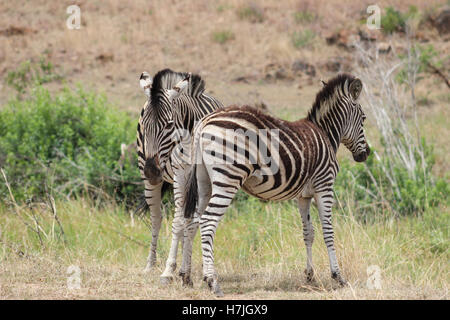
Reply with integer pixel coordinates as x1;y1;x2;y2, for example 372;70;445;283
143;182;163;273
314;191;347;287
297;197;315;282
178;213;199;287
179;165;212;287
200;182;240;297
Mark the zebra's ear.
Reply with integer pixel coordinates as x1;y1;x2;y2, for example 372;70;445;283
140;71;152;98
167;73;191;102
349;78;363;100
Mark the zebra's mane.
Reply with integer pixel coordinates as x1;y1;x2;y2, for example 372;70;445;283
307;73;355;123
150;68;206;107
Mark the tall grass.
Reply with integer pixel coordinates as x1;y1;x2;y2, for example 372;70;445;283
0;198;447;298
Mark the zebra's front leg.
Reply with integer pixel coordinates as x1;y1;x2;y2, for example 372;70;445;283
297;197;315;282
160;172;185;284
143;182;163;273
160;216;184;285
314;191;347;286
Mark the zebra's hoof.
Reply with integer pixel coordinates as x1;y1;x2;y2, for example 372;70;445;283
304;268;315;282
331;272;347;287
143;262;155;274
205;277;224;297
214;286;224;297
160;276;173;286
180;273;194;287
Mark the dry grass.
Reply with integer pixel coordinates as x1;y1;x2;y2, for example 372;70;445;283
0;199;448;300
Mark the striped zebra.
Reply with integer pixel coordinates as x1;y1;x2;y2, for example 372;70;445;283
136;69;223;272
177;74;370;296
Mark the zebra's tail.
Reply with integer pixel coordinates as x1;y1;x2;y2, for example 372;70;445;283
184;164;198;219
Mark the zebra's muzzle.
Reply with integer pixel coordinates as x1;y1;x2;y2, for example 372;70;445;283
144;157;163;185
353;145;370;162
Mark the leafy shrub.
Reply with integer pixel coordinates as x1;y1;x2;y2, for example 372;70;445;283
381;7;404;33
381;6;421;34
0;86;140;204
335;139;449;220
5;57;62;98
212;30;235;44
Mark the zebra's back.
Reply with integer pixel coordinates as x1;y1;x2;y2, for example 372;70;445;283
194;105;338;201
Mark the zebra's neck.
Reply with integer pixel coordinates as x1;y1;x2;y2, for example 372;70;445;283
306;99;347;153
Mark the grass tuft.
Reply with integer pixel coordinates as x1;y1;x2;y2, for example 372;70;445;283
211;30;235;44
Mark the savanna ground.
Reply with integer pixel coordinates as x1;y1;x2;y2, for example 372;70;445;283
0;0;449;299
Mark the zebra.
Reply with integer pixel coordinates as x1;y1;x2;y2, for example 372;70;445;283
136;69;223;273
175;74;370;296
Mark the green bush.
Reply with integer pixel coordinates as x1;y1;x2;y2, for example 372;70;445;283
335;139;449;220
0;85;140;204
5;57;62;98
381;6;421;34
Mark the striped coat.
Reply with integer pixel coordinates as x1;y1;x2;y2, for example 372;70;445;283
173;74;370;296
136;69;222;272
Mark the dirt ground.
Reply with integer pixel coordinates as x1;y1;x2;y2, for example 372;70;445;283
0;256;446;300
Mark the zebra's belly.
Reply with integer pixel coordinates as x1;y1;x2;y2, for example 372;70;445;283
242;172;310;201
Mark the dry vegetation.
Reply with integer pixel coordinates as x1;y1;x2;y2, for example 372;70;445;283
0;0;449;299
0;199;448;299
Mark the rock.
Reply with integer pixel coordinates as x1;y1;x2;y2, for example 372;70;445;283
377;42;391;54
434;8;450;35
291;60;316;77
96;53;114;63
264;63;294;81
325;29;354;49
324;60;341;73
358;29;377;42
233;76;251;83
322;56;352;73
0;26;36;37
